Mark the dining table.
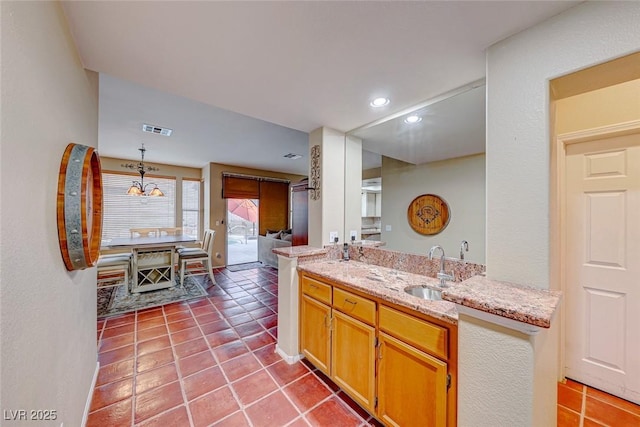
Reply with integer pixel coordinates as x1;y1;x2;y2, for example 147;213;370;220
101;234;197;293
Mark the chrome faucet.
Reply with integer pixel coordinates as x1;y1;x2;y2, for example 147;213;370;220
460;240;469;260
428;245;454;287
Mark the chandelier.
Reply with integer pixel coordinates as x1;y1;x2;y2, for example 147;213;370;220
122;144;164;196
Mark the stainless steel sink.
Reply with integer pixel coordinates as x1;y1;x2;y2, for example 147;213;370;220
404;286;442;300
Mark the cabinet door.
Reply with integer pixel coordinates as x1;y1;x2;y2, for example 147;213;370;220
300;294;331;375
378;332;448;427
331;310;376;413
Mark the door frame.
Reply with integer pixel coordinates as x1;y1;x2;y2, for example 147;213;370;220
552;119;640;381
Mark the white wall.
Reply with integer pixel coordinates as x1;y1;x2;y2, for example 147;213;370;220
1;2;99;425
308;127;346;247
381;154;486;263
486;1;640;287
458;317;534;427
484;2;640;425
308;128;322;247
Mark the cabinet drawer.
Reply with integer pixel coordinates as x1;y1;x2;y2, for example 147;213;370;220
333;288;376;325
379;305;448;360
301;276;332;305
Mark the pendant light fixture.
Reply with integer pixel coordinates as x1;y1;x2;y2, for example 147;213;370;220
122;144;164;196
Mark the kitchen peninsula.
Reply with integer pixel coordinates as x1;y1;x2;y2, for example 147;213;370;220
273;244;561;426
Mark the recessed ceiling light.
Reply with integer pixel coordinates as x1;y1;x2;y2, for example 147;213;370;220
370;97;390;108
283;153;302;160
404;115;422;124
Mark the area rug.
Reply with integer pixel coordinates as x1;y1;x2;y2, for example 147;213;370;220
226;261;265;272
97;276;207;318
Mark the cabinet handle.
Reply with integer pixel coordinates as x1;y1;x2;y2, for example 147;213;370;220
344;298;357;306
309;283;318;289
378;342;384;360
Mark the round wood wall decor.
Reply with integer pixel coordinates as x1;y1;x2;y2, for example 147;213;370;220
407;194;450;235
57;143;103;271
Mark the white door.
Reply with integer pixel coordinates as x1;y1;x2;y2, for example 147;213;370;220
565;131;640;404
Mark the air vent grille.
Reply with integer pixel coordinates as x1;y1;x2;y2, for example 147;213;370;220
142;124;173;136
283;153;302;159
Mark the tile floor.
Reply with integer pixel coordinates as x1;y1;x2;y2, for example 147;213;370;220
91;264;640;426
90;265;380;426
557;378;640;426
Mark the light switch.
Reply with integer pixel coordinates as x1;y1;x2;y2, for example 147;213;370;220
385;225;392;232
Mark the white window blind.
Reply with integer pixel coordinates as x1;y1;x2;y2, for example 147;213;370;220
101;173;176;240
182;179;200;239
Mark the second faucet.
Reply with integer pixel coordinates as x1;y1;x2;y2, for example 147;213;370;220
428;245;454;287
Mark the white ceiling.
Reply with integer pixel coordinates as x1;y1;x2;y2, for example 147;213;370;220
353;82;486;167
98;74;309;173
61;1;580;174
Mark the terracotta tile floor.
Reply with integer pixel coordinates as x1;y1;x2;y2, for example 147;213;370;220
90;266;381;426
558;378;640;426
92;265;640;426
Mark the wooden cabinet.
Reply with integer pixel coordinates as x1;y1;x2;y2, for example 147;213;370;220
301;276;332;305
299;272;457;426
331;303;377;413
377;331;448;427
300;278;377;411
379;305;448;361
132;247;175;293
300;294;331;374
378;305;452;427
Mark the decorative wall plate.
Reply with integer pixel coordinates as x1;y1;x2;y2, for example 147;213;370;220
57;143;103;270
407;194;450;235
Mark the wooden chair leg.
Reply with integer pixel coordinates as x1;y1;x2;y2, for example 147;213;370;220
124;265;130;294
180;260;186;287
206;259;216;285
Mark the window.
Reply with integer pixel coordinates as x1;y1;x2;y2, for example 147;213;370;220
101;173;176;240
182;179;200;238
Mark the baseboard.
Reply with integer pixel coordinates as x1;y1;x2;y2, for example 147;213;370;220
275;345;302;365
82;361;99;427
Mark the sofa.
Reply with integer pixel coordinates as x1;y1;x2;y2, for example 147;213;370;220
257;229;292;268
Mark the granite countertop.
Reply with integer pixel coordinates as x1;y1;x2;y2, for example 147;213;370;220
297;260;458;325
273;245;328;258
441;275;562;329
297;260;562;329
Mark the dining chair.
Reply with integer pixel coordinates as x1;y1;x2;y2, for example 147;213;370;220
177;229;216;287
158;227;183;236
130;228;159;238
97;252;133;293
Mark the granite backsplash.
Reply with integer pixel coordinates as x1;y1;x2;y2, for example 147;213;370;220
324;243;485;282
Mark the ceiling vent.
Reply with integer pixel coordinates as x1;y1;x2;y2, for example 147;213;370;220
283;153;302;160
142;124;173;136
